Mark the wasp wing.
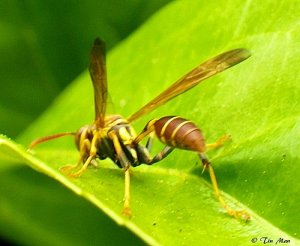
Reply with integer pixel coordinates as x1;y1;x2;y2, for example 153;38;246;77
127;48;250;122
89;38;107;127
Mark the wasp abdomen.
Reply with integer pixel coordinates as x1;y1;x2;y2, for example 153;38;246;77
153;116;205;152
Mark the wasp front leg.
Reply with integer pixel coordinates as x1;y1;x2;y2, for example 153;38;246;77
64;129;99;178
60;137;91;175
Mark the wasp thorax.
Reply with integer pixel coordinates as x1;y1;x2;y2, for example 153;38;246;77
105;115;128;127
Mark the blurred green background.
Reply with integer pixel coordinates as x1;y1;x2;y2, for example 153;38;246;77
0;1;171;245
0;0;171;138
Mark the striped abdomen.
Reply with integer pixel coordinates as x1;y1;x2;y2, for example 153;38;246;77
153;116;205;152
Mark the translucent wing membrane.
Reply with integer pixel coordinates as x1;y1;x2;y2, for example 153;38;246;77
89;38;108;127
128;48;251;122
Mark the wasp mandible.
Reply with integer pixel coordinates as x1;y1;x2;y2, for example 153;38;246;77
30;38;251;220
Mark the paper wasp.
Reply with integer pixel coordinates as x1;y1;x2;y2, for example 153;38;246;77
30;38;251;220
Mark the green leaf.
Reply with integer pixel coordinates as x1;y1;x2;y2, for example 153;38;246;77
1;0;300;245
0;135;296;245
0;159;144;246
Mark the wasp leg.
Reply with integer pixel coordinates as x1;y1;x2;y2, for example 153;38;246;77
199;153;250;221
141;130;172;163
145;132;154;150
59;158;82;174
69;155;94;177
68;132;99;177
108;131;132;218
123;167;131;217
133;119;157;145
149;146;174;164
60;138;91;174
136;142;174;165
135;120;175;164
206;134;231;150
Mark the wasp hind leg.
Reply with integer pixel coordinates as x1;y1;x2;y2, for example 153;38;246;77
199;153;250;221
135;122;174;165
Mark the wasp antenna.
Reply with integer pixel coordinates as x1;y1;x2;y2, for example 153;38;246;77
29;132;76;149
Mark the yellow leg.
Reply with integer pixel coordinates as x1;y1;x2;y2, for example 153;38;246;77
206;134;231;150
59;158;82;174
122;168;132;218
60;136;91;174
207;163;250;221
108;131;132;217
69;155;94;177
63;131;98;177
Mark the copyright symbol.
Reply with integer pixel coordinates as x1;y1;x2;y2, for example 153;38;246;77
251;237;257;243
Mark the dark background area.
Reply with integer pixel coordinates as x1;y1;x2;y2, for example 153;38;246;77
0;0;171;138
